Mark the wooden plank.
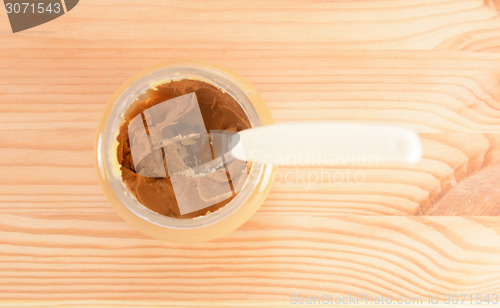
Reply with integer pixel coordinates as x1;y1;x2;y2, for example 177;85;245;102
1;0;500;304
2;51;500;215
0;214;500;301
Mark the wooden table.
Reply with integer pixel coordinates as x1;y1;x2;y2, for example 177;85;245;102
2;0;500;306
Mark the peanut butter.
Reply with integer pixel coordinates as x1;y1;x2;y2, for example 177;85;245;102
116;79;251;218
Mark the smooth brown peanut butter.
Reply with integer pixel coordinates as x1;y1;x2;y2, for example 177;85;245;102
116;79;251;218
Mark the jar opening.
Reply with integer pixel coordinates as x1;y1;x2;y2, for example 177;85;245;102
116;79;252;218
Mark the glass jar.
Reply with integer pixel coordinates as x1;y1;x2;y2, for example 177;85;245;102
95;61;275;242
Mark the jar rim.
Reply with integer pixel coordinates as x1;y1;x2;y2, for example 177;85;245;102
97;62;273;232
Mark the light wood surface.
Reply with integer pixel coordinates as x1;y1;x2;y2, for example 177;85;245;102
2;0;500;305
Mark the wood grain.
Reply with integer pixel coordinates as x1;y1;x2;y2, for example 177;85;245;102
3;50;500;216
2;0;500;305
1;214;500;302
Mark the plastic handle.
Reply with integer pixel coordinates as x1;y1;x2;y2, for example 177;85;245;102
231;122;422;166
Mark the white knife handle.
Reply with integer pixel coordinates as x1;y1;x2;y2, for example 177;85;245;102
231;122;421;166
